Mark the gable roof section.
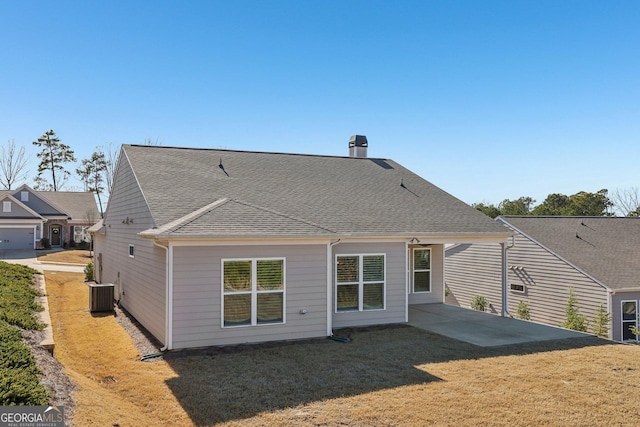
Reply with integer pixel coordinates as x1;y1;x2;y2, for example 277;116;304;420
499;216;640;291
0;193;44;220
124;144;510;239
40;191;100;222
1;185;100;223
141;198;339;238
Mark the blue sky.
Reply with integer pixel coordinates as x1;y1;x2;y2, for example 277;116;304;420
1;1;638;206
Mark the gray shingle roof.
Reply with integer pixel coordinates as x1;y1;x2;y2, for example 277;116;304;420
123;144;510;239
499;216;640;290
0;189;99;222
37;191;100;222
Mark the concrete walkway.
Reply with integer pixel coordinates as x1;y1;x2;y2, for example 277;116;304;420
409;303;589;347
0;249;86;273
1;249;87;353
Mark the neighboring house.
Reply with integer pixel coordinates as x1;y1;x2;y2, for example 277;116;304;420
446;216;640;342
0;184;100;250
92;138;511;350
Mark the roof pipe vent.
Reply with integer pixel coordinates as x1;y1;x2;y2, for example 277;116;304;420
349;135;368;158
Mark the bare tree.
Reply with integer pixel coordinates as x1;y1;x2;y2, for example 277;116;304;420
0;139;29;190
102;142;120;194
610;187;640;216
143;137;163;146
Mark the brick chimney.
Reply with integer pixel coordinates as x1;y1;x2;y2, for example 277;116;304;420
349;135;368;158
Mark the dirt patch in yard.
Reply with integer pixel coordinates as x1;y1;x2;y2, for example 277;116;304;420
44;271;640;426
45;271;191;426
37;249;92;265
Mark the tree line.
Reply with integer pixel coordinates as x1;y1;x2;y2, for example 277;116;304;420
473;188;640;218
1;130;120;216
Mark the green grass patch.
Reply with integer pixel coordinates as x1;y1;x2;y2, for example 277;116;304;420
0;262;49;405
0;261;44;330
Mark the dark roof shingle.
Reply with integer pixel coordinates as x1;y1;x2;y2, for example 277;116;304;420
124;144;510;239
500;216;640;290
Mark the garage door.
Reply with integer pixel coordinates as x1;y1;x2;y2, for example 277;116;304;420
0;228;34;250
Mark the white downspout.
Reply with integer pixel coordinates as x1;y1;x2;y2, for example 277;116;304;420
327;239;341;336
501;236;515;317
405;241;409;322
154;240;172;351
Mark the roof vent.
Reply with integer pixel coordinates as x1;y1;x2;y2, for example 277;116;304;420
349;135;368;158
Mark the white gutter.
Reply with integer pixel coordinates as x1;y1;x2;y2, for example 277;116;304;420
327;239;341;336
153;240;172;351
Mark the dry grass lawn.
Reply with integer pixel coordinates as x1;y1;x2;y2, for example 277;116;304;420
46;272;640;426
37;250;92;265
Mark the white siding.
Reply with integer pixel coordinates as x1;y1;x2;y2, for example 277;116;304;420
446;236;610;336
332;242;406;329
171;244;327;349
100;155;167;344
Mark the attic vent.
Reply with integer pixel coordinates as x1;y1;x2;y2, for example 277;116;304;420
349;135;368;158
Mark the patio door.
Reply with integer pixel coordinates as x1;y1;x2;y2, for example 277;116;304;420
50;225;62;246
621;301;638;342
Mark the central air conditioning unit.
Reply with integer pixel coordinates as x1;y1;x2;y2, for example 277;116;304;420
89;283;114;312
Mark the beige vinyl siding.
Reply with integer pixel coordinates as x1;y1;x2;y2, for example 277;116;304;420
506;236;608;331
445;243;503;314
171;244;327;349
101;154;167;344
611;292;640;341
446;236;610;336
408;244;445;305
332;242;406;329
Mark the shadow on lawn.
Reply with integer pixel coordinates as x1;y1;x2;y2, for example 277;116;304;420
163;324;608;425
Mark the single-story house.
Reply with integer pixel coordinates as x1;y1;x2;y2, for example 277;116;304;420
445;216;640;342
0;184;100;250
92;137;512;350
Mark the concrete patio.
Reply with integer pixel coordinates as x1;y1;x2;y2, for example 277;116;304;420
409;303;589;347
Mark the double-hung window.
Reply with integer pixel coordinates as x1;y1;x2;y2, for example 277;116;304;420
413;248;431;293
222;258;285;327
336;254;385;312
621;300;638;342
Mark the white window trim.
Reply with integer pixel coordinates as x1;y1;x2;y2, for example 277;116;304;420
128;244;135;258
2;201;11;213
412;247;432;293
221;257;286;328
621;299;638;342
509;283;526;294
74;226;87;243
335;253;386;313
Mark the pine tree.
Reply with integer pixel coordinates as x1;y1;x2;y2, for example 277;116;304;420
76;149;109;216
515;301;531;320
562;288;588;332
592;303;611;338
33;130;76;191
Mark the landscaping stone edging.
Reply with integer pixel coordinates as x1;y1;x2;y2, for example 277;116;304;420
34;274;55;353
